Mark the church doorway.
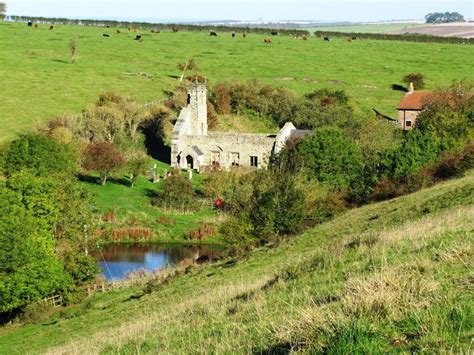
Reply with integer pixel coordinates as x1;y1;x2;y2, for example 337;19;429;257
186;155;194;170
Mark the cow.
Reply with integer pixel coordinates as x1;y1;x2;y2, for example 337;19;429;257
271;31;278;36
264;38;272;44
34;23;39;28
49;25;54;30
134;35;142;40
117;30;121;34
103;34;110;37
232;32;236;38
352;37;357;40
324;37;330;41
210;31;218;37
302;36;308;41
171;26;179;33
27;21;33;27
243;33;247;38
347;38;352;42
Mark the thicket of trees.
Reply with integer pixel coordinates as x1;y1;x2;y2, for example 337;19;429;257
425;12;464;24
0;2;6;21
200;82;473;250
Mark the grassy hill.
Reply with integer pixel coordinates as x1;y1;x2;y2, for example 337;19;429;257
1;171;472;353
1;22;473;141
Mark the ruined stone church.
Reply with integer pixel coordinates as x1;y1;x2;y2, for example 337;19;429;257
171;82;311;171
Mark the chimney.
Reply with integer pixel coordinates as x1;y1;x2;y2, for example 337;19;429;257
408;82;415;94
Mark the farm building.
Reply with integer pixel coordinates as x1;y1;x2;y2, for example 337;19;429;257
171;82;311;171
397;85;434;130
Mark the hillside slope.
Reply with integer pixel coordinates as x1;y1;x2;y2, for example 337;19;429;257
0;172;473;353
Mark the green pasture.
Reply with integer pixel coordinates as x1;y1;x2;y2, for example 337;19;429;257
0;21;473;142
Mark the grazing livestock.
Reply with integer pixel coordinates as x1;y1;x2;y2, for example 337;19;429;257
34;23;39;28
271;31;278;36
103;34;110;37
27;21;33;27
49;25;54;30
347;38;352;42
232;32;236;38
324;37;330;41
264;38;272;44
302;36;308;41
116;30;121;34
243;33;247;38
210;31;218;37
171;27;179;33
352;37;357;40
151;29;160;34
134;35;142;40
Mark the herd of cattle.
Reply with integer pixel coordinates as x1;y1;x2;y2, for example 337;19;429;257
26;22;358;44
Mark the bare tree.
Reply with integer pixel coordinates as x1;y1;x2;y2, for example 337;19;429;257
177;58;198;82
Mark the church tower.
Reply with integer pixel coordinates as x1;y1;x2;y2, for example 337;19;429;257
187;82;208;136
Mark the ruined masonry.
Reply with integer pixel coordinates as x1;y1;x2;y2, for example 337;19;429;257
171;82;311;171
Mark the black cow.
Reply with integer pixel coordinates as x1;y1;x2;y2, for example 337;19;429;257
134;35;142;40
232;32;236;38
352;37;357;40
271;31;278;36
103;34;110;37
27;21;33;27
210;31;218;37
324;37;330;41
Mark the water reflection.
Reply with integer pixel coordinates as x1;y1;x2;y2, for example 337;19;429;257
93;244;222;280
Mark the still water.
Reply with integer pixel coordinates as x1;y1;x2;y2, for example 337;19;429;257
94;244;222;281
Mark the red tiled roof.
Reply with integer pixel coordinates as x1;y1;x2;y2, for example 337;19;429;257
397;92;434;110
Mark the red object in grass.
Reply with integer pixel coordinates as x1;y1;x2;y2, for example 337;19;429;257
214;199;222;208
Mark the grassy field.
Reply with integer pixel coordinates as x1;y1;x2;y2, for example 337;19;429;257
1;171;472;353
1;22;473;142
81;159;222;244
307;23;423;34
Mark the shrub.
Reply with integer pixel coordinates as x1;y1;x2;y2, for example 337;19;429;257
111;228;154;242
2;133;78;178
207;102;219;129
403;73;425;90
187;223;217;241
154;172;196;207
213;82;232;114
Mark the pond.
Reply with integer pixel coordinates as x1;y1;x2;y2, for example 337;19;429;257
93;243;223;281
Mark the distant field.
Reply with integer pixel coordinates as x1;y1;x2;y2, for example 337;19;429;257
307;23;423;34
0;22;473;142
388;23;474;39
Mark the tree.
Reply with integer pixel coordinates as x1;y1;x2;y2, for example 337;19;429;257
403;73;425;90
0;2;6;21
0;185;69;313
126;150;150;188
297;127;364;190
83;104;125;142
425;12;464;24
2;133;78;178
381;130;440;180
415;82;474;153
177;58;198;82
81;142;126;185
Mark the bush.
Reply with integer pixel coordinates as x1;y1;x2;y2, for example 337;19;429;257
297;127;364;190
403;73;425;90
156;172;196;206
186;223;217;241
2;133;78;178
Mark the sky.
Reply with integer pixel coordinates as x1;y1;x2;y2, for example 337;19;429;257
4;0;474;22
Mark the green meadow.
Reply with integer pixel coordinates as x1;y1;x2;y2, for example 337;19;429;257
1;21;473;142
1;171;472;353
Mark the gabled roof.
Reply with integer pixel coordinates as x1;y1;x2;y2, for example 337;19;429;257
397;92;434;111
